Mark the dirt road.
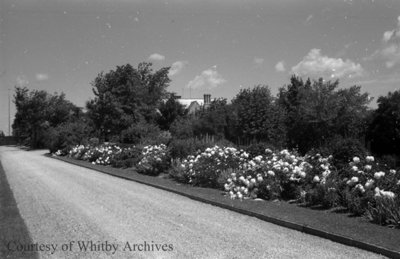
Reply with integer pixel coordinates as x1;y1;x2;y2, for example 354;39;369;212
0;146;385;258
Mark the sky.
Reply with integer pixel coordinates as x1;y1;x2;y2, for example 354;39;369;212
1;0;400;135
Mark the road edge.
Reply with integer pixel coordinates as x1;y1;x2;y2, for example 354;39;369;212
0;160;39;259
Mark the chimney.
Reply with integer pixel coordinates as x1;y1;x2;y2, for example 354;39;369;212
204;94;211;108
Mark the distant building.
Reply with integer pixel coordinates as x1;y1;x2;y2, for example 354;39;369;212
174;94;213;114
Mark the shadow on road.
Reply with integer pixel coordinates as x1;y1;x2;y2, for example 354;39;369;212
0;161;39;259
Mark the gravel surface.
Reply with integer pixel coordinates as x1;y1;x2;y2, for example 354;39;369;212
0;146;387;258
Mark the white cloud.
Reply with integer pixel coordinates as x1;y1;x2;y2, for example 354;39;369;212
292;49;364;78
168;61;187;77
376;16;400;68
187;65;226;89
148;53;165;61
36;73;49;81
275;61;286;72
16;75;29;86
253;57;264;65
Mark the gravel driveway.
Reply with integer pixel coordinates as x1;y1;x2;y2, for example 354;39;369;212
0;146;386;258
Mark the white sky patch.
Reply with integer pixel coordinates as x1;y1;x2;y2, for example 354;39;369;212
16;75;29;86
292;49;364;78
168;61;187;77
187;65;226;89
253;57;264;65
35;73;49;81
275;61;286;72
148;53;165;62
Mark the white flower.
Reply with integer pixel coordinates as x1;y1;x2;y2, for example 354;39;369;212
352;166;358;172
374;187;381;197
355;183;365;193
374;171;385;180
267;170;275;177
381;191;395;199
265;148;273;154
364;165;372;171
353;157;360;163
365;179;374;189
366;156;375;162
257;176;263;182
322;170;330;178
224;184;230;191
390;169;396;174
313;175;320;183
299;171;306;178
351;176;359;183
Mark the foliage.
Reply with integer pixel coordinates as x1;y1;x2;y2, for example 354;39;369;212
278;76;371;153
12;86;80;148
232;85;287;147
193;98;240;141
157;94;187;130
86;63;171;141
367;90;400;163
46;119;91;154
110;146;142;168
120;120;161;144
137;144;169;175
169;117;196;139
366;196;400;228
168;137;210;159
179;146;246;188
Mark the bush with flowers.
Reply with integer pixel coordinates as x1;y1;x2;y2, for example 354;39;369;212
178;146;247;188
334;155;400;216
68;144;92;160
110;146;142;168
136;144;169;175
224;149;327;200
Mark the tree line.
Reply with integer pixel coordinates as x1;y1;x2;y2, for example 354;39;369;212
11;62;400;165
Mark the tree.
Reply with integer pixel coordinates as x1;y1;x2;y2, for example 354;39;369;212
86;62;171;141
367;90;400;157
278;76;371;153
189;98;238;141
232;85;287;146
12;86;79;148
157;94;187;131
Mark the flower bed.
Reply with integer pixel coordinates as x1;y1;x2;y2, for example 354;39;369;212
59;143;400;228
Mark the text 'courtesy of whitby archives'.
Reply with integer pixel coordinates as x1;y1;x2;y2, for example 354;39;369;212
5;240;174;255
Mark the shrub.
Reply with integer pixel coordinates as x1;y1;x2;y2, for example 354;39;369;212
168;138;209;159
329;137;367;169
168;159;191;183
181;146;245;188
136;144;169;175
366;196;400;228
141;131;172;146
110;146;142;168
244;142;277;159
46;121;90;154
120;121;161;144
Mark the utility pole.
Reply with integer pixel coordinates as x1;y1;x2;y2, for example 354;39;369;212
8;88;10;136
